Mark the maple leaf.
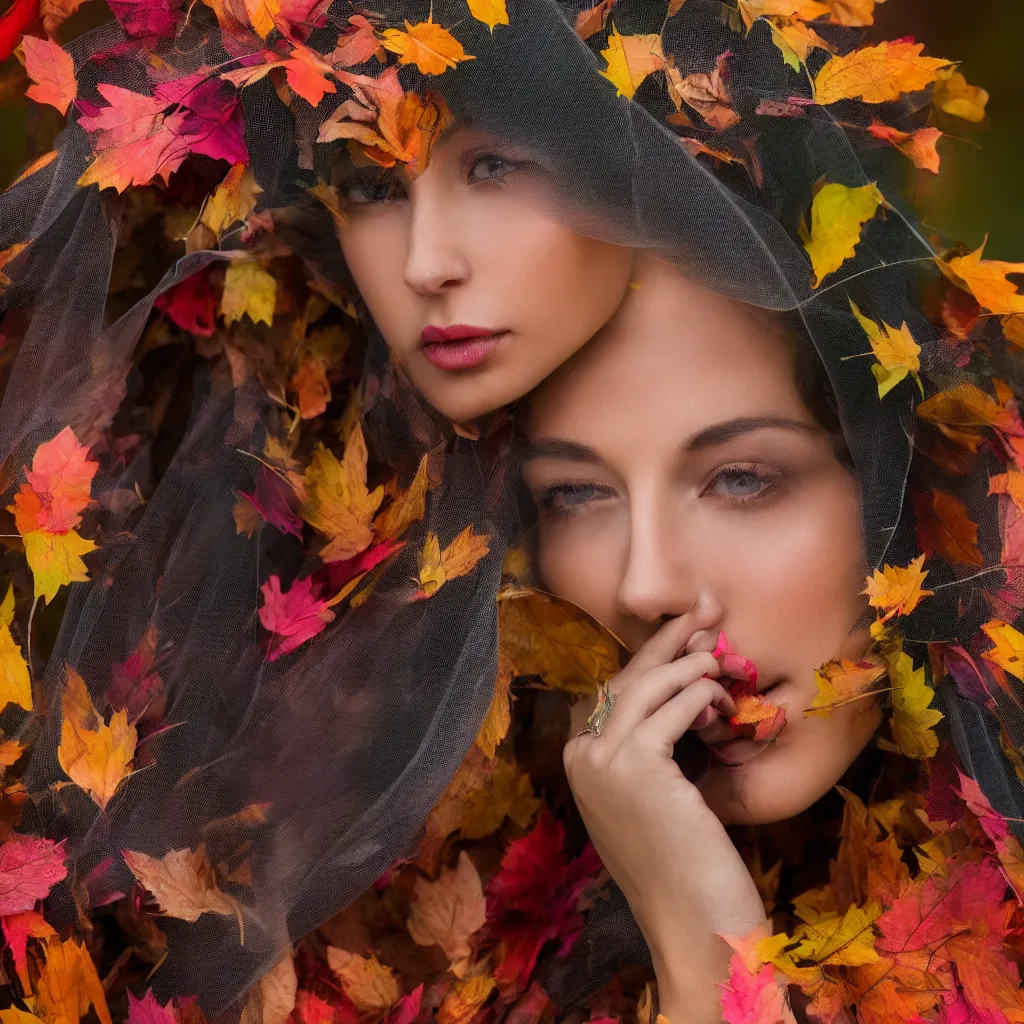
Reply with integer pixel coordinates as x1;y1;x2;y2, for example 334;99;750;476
415;526;491;598
375;454;429;543
863;553;933;622
11;426;97;535
955;770;1011;852
241;954;297;1024
302;428;384;562
290;355;331;420
981;619;1024;681
35;935;113;1024
825;0;878;26
108;624;166;734
940;238;1024;315
125;990;176;1024
22;36;76;115
283;45;338;106
258;575;335;661
599;26;666;100
718;955;794;1024
0;0;38;62
575;0;613;40
793;901;881;966
497;584;621;695
57;665;137;811
407;850;487;963
849;297;921;397
326;949;399;1016
0;616;31;713
107;0;181;35
155;271;217;336
0;833;67;915
23;529;96;604
123;845;239;924
867;122;942;174
813;40;952;105
200;162;262;241
437;975;496;1024
380;20;474;76
240;465;304;539
729;693;787;742
801;181;883;287
808;655;886;715
933;67;988;123
330;14;385;67
476;656;512;758
887;646;942;759
2;910;56;990
736;0;828;30
665;52;740;131
467;0;508;31
911;488;983;567
221;259;277;326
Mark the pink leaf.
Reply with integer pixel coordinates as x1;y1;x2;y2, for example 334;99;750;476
0;834;68;915
23;36;76;115
107;0;181;37
258;575;335;660
127;990;177;1024
719;954;789;1024
240;466;303;539
956;770;1011;853
386;984;423;1024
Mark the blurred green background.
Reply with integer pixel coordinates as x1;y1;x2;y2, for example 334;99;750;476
1;0;1021;256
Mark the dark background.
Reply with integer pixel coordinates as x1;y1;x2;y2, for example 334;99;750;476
1;0;1020;255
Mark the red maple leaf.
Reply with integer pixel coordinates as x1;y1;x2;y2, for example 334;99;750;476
0;833;68;915
485;809;602;1000
0;0;39;61
258;574;335;660
240;466;304;539
11;426;97;534
107;0;182;37
155;271;218;337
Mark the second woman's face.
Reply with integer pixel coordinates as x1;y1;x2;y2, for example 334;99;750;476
522;261;880;827
335;128;636;423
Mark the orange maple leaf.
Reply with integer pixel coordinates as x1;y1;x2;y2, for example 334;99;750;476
35;935;113;1024
813;40;952;105
56;665;136;812
375;453;429;543
289;355;330;420
808;655;887;714
326;949;400;1015
599;26;666;100
415;526;491;598
867;122;942;173
407;850;487;964
729;692;787;742
380;20;475;76
981;620;1024;681
437;973;496;1024
22;36;77;116
912;488;983;567
10;426;97;535
940;237;1024;315
122;845;240;926
862;554;933;622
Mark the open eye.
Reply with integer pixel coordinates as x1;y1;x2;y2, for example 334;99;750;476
468;154;517;184
706;466;779;503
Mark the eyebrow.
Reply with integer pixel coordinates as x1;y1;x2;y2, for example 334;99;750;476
519;416;821;462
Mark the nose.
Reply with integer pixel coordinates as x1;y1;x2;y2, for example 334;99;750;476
402;189;471;297
616;487;702;625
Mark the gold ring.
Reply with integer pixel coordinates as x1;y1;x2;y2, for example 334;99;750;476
577;682;617;739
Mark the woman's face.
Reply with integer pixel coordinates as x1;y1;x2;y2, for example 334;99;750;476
521;259;879;827
335;127;637;423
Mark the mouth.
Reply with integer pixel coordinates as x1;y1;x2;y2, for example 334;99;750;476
420;325;508;371
698;677;788;768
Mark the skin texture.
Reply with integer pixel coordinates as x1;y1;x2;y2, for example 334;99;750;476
334;127;637;423
520;256;881;1022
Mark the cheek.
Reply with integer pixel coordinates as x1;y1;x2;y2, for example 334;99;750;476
339;220;413;346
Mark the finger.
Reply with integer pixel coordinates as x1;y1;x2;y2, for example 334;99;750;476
625;612;707;677
599;652;721;747
632;678;736;752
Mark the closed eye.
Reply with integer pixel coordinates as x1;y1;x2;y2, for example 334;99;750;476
534;481;616;518
339;172;407;206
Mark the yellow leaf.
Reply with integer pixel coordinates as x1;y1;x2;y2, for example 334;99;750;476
813;40;951;105
793;901;882;966
326;949;399;1015
437;973;495;1024
375;454;429;542
801;182;883;286
887;645;942;759
201;163;263;241
862;554;933;623
825;0;877;26
0;622;31;713
220;260;277;326
0;1012;44;1024
981;620;1024;681
24;529;96;605
122;845;239;923
460;754;539;840
849;298;920;398
416;526;491;598
466;0;508;31
599;26;665;100
381;21;475;76
940;238;1024;315
301;427;384;562
407;850;486;962
476;655;512;757
57;665;136;811
498;583;622;695
243;0;279;38
808;655;887;715
35;936;113;1024
737;0;829;31
933;67;988;123
0;584;14;628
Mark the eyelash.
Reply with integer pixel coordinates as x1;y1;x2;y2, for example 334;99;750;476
535;466;782;520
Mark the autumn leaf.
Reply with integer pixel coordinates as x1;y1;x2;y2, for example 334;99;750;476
22;36;76;115
575;0;612;39
415;526;491;598
326;949;399;1015
825;0;878;26
0;612;31;714
57;665;136;811
599;26;666;101
302;427;384;562
290;355;331;420
863;554;933;622
240;954;297;1024
912;488;983;567
0;0;40;63
125;990;176;1024
35;935;113;1024
813;40;952;105
719;954;794;1024
467;0;508;31
990;469;1024;513
258;575;335;661
887;646;942;759
848;298;921;398
498;584;621;695
939;238;1024;315
122;845;239;924
0;833;67;914
981;620;1024;681
380;20;474;76
200;162;262;241
867;123;941;174
437;974;496;1024
808;655;887;714
665;52;740;131
11;426;97;534
23;529;96;604
800;181;883;287
933;67;988;123
2;910;55;990
793;901;881;966
375;454;429;542
736;0;828;31
330;14;385;67
221;260;277;326
476;656;512;757
407;850;487;963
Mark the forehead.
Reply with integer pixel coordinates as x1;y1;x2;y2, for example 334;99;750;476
525;268;809;440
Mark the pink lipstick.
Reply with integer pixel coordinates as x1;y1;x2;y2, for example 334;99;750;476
420;325;506;371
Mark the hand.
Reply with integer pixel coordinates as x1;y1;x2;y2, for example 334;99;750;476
564;616;768;1022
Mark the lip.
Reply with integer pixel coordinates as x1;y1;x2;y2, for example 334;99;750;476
420;325;507;372
421;324;502;344
705;737;767;768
